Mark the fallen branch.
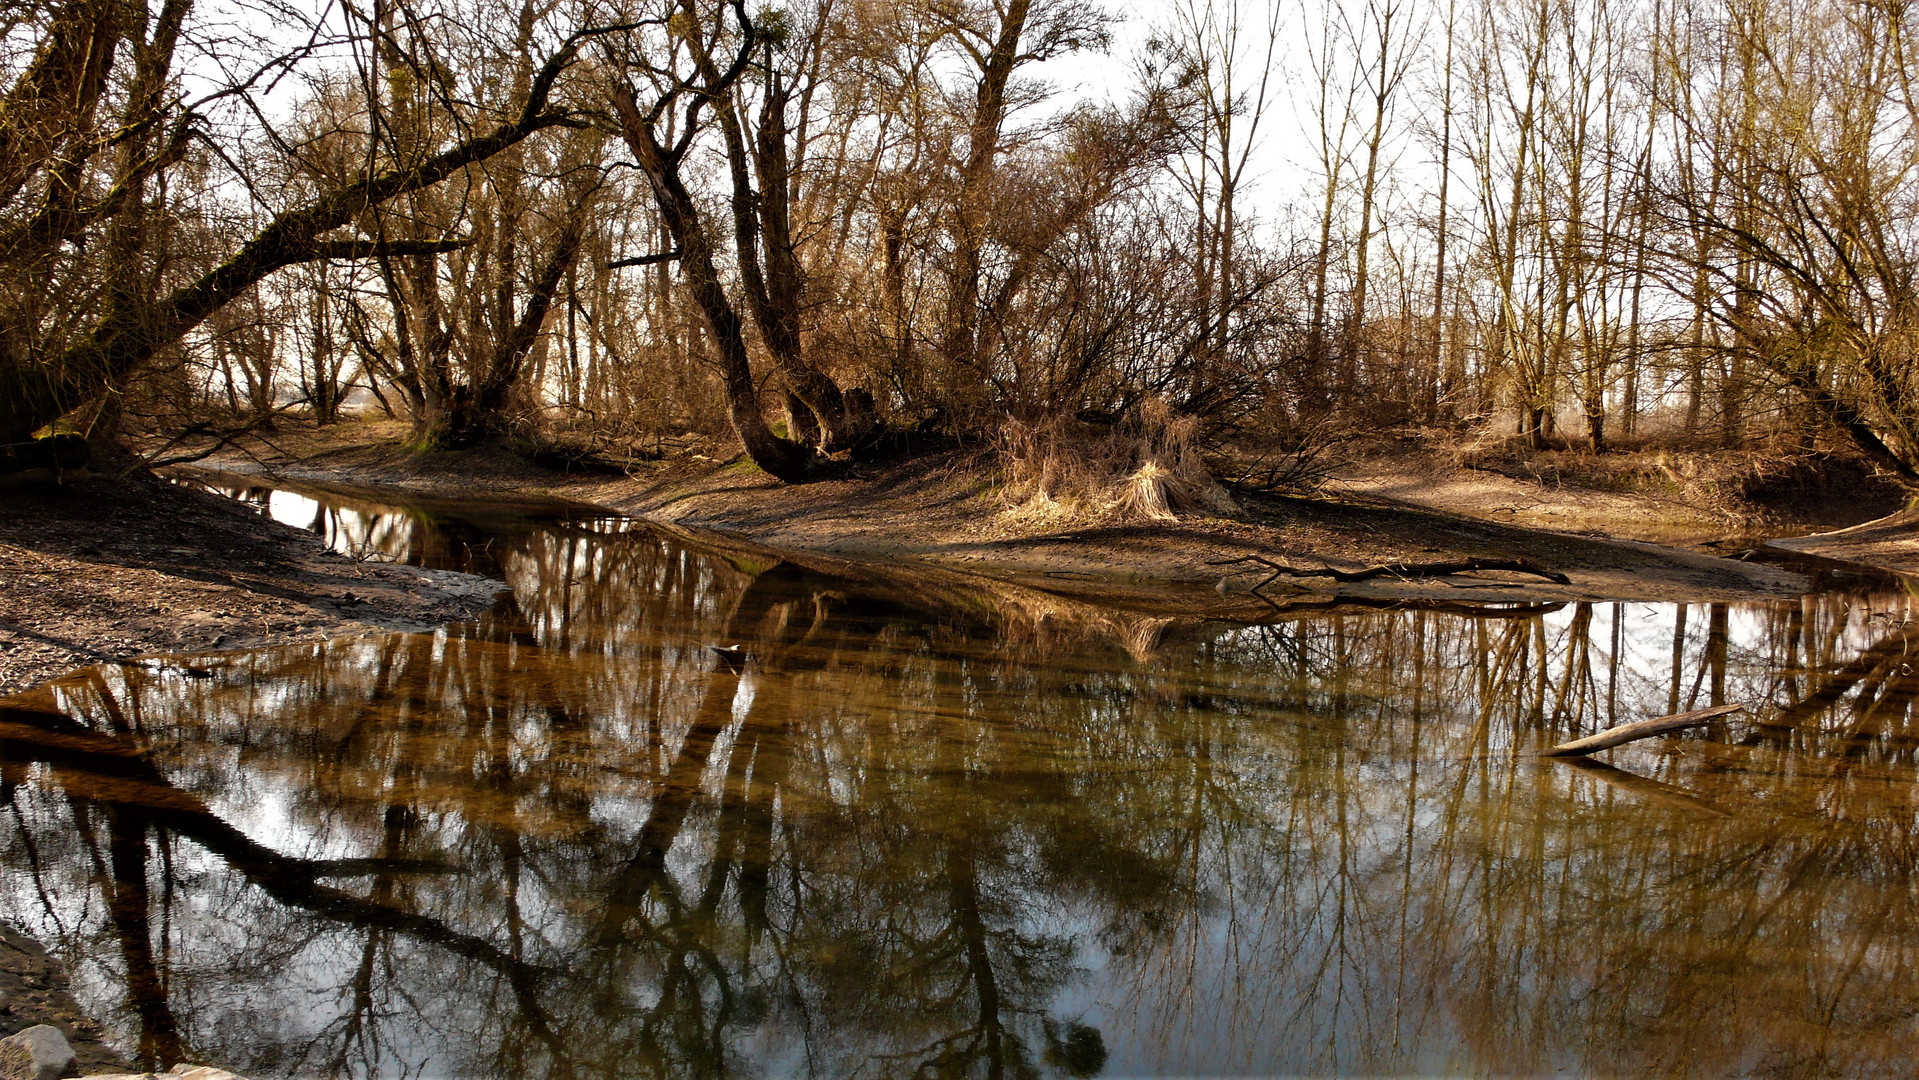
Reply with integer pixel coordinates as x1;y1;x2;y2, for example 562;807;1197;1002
122;400;303;475
1211;553;1571;597
1540;703;1745;757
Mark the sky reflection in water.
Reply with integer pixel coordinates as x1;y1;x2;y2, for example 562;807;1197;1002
4;482;1919;1079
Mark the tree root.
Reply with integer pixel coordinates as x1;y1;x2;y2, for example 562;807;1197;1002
1240;594;1569;620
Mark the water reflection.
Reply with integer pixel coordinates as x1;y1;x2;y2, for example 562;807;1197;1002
169;473;604;578
4;488;1919;1078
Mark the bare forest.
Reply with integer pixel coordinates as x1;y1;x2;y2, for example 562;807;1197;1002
4;0;1919;488
11;1;1919;1069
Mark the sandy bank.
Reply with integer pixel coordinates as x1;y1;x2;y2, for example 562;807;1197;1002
178;420;1815;614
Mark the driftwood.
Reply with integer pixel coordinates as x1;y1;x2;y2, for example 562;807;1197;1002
1212;554;1571;599
1540;703;1745;757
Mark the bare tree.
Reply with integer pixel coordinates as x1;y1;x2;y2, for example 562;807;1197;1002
0;0;625;448
1654;0;1919;482
607;0;819;481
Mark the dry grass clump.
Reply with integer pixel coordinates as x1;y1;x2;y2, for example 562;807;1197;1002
996;400;1237;528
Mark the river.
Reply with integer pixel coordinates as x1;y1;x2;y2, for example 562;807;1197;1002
3;478;1916;1078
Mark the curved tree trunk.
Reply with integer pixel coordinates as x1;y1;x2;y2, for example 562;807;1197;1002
611;86;814;483
939;0;1032;388
748;71;873;452
698;43;871;453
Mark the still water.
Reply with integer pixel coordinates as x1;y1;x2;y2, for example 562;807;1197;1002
4;481;1919;1078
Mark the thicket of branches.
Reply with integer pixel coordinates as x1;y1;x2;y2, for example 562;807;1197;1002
3;0;1916;486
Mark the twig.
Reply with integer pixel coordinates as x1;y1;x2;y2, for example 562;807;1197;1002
124;400;306;476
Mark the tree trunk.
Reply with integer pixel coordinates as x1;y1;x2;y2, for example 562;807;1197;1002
612;86;814;483
940;0;1033;380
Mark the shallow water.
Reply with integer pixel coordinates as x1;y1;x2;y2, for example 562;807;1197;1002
5;482;1919;1078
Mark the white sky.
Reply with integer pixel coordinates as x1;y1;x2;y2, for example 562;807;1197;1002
1037;0;1451;242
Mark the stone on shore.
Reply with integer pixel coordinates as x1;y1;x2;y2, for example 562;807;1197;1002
0;1024;75;1080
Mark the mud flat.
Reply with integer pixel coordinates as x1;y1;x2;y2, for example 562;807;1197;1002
0;469;500;697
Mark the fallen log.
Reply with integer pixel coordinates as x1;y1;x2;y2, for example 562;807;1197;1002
1211;553;1572;593
1540;703;1745;757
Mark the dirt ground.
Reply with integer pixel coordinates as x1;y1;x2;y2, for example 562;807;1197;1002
0;467;502;698
1325;450;1740;543
171;419;1822;620
1321;436;1908;544
1767;506;1919;573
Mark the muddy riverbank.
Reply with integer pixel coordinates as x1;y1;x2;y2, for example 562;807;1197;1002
0;469;501;698
10;420;1894;699
174;421;1818;614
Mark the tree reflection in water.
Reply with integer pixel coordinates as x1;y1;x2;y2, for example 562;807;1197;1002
3;494;1918;1078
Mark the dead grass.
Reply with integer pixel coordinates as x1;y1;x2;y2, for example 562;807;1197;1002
994;400;1238;531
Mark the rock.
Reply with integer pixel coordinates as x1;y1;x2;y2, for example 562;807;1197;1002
0;1024;75;1080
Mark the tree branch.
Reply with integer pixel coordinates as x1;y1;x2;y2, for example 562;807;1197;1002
607;248;681;269
7;21;639;443
305;237;475;260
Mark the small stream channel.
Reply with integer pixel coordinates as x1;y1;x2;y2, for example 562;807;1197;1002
4;478;1918;1077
